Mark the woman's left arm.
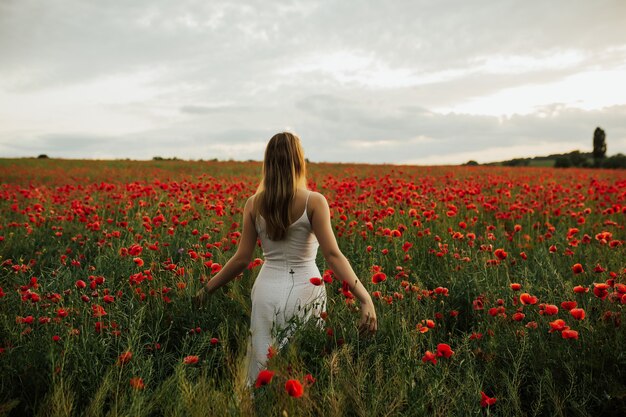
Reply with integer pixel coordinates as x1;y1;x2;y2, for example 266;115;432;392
194;196;258;302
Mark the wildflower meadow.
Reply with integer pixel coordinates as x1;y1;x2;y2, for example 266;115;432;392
0;158;624;416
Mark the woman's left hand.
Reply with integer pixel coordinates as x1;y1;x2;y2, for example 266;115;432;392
358;299;378;336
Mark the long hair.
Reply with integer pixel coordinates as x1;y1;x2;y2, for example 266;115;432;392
254;132;307;241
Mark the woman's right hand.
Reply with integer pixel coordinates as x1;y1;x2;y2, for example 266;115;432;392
358;299;377;336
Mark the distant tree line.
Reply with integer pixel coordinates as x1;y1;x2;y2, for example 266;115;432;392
470;127;625;169
591;153;626;169
555;127;625;168
554;151;594;168
152;156;181;161
152;156;222;162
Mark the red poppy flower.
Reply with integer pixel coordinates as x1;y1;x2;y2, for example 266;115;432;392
573;285;588;294
434;287;449;296
510;283;522;291
436;343;454;358
561;329;579;339
473;297;484;310
571;263;584;274
285;379;304;397
422;350;437;365
549;319;569;333
519;293;538;305
133;257;144;267
480;391;497;407
494;249;507;260
512;312;525;321
593;283;609;300
255;370;275;388
75;280;86;289
304;373;316;386
183;355;199;365
372;272;387;284
416;323;429;333
94;321;106;333
539;304;558;316
561;301;577;310
118;350;132;365
309;277;323;286
570;308;585;320
267;345;277;359
129;377;145;390
129;244;143;256
91;304;107;317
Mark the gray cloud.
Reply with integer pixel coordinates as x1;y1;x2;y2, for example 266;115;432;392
1;0;625;163
179;104;255;115
2;0;624;91
3;103;622;165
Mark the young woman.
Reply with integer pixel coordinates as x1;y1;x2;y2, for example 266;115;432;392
194;132;377;386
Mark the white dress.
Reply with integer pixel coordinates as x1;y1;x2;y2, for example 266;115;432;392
246;190;327;385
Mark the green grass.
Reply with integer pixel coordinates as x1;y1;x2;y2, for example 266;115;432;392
0;159;625;416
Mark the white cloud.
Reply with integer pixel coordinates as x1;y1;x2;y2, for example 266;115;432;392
472;50;587;75
434;67;626;116
0;69;173;135
1;0;626;163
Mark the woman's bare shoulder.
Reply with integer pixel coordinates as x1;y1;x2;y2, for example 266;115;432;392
307;191;329;208
244;194;259;211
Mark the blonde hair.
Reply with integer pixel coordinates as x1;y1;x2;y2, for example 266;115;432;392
254;132;307;241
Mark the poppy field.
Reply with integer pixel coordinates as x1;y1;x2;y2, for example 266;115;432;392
0;158;625;416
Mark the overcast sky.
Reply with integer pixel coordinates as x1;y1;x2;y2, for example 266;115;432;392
1;0;626;165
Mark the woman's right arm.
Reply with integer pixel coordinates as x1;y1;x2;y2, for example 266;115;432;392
309;192;377;335
193;196;258;304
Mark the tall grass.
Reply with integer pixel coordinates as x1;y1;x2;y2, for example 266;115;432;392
0;160;624;416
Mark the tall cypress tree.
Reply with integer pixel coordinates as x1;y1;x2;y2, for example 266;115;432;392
593;127;606;167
